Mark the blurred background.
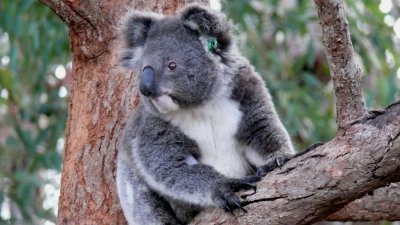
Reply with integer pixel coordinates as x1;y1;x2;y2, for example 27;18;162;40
0;0;399;224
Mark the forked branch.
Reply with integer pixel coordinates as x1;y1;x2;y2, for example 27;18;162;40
190;0;400;224
314;0;367;129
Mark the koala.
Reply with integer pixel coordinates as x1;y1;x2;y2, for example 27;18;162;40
116;4;295;225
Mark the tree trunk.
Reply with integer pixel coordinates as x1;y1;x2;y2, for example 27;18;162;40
39;1;188;224
39;0;400;224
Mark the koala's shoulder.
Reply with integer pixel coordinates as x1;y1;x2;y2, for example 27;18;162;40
227;56;267;103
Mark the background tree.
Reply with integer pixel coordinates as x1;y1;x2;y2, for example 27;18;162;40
0;0;399;224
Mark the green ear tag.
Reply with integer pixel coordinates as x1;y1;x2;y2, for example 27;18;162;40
207;38;218;52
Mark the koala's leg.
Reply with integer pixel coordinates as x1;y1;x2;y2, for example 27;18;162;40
117;158;182;225
232;74;296;177
254;154;292;177
251;143;326;176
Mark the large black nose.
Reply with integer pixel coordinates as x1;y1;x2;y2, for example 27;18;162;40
139;66;157;97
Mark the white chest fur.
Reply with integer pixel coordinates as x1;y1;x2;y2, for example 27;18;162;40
166;97;251;178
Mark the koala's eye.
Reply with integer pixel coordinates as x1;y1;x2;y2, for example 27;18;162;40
168;62;177;71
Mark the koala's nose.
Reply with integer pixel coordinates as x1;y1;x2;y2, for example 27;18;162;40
139;66;157;97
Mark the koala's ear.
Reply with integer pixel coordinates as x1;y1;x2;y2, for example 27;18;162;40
180;4;233;54
120;11;162;69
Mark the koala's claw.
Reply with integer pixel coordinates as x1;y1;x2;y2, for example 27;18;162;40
275;156;286;167
233;200;248;213
219;192;247;214
256;156;291;177
232;175;260;192
241;175;261;184
214;176;261;214
222;201;235;215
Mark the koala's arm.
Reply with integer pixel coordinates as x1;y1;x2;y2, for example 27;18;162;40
232;66;295;170
127;113;258;211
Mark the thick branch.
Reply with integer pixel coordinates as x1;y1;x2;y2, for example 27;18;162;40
39;0;112;60
314;0;366;129
39;0;72;23
39;0;98;28
39;0;191;60
190;102;400;225
326;182;400;221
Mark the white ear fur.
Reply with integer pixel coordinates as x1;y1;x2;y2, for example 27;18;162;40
118;11;164;70
119;47;143;69
184;20;200;32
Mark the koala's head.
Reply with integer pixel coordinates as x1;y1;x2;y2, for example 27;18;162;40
120;4;234;114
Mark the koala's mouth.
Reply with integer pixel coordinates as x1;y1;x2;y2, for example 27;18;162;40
150;95;179;114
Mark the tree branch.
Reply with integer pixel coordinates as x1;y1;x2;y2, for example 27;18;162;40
314;0;367;129
39;0;192;60
38;0;95;28
39;0;113;60
190;102;400;225
326;182;400;221
190;1;400;223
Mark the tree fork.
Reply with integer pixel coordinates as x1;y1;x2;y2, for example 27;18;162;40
314;0;367;129
190;101;400;225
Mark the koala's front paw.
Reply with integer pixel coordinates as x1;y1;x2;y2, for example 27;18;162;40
256;156;291;177
212;176;260;213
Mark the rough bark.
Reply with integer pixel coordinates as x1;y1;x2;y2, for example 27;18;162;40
326;183;400;221
314;0;366;129
189;101;400;225
38;0;400;224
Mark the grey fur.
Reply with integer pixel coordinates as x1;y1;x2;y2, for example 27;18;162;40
117;4;295;225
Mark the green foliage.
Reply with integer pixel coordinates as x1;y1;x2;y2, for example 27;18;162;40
223;0;400;149
0;0;69;224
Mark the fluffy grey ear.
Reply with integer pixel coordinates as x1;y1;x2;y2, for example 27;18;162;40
120;11;162;69
180;4;233;54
